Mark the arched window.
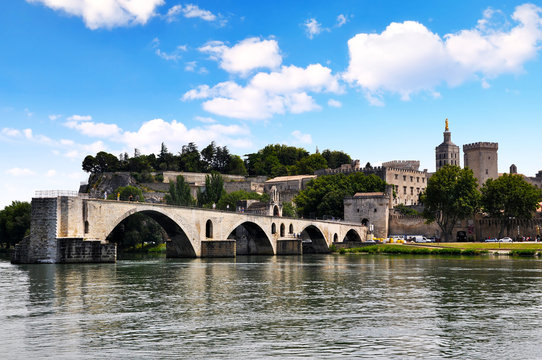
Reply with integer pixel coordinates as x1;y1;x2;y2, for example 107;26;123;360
84;221;89;234
206;219;213;238
333;233;338;242
289;224;294;234
271;223;276;234
280;223;285;237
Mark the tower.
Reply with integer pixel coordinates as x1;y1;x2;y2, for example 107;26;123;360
463;142;498;186
435;118;460;171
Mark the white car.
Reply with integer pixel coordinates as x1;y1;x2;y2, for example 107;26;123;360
499;237;513;243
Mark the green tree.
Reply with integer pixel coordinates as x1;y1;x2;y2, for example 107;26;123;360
0;201;31;248
419;165;480;242
481;174;542;238
217;190;270;211
281;202;297;218
292;153;328;175
108;186;145;202
197;172;225;207
180;142;201;172
227;155;248;175
294;172;386;219
322;149;351;169
164;175;194;206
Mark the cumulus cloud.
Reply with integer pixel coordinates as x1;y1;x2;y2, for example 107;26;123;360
344;3;542;103
165;3;218;22
27;0;165;30
327;99;342;107
6;168;35;176
182;63;342;120
64;116;122;138
48;114;62;121
119;118;252;153
291;130;312;144
199;37;282;76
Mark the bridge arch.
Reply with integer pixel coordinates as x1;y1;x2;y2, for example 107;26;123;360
343;229;362;242
105;208;196;258
227;221;274;255
300;225;329;254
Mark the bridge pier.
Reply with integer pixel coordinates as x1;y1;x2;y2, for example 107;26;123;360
200;240;236;258
276;239;302;255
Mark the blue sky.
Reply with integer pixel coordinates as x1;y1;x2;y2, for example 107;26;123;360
1;0;542;208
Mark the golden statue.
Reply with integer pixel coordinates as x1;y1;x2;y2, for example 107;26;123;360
445;118;449;131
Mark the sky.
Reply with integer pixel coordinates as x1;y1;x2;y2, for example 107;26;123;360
1;0;542;208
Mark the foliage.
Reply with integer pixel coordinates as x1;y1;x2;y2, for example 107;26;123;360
164;175;194;206
0;201;31;248
291;153;328;175
281;202;297;218
244;144;309;176
227;155;248;175
480;174;542;238
217;190;269;211
197;172;226;207
419;166;480;242
294;172;386;219
394;204;421;216
509;249;537;256
321;149;351;169
338;245;486;256
106;213;166;251
108;186;144;202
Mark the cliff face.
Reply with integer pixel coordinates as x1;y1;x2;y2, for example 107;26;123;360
81;172;137;199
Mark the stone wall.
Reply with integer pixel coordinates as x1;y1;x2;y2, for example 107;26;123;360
56;238;116;263
276;239;302;255
388;215;441;238
463;142;498;186
344;191;390;238
200;240;236;257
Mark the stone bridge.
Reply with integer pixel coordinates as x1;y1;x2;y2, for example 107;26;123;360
12;195;367;263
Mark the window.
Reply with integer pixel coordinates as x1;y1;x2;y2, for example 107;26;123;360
417;187;420;193
403;186;407;194
486;169;488;175
403;175;406;181
394;174;398;180
205;220;213;238
417;177;419;182
410;176;413;182
410;187;414;195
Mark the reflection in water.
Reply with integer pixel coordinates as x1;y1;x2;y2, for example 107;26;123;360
1;255;542;358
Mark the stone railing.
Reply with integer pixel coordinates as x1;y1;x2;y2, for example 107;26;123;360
34;190;87;198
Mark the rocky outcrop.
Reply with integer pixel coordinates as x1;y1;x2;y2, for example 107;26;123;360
80;172;137;199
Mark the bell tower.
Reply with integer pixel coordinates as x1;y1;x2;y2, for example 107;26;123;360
435;118;460;171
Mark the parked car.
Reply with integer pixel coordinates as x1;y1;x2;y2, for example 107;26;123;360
484;238;498;243
499;237;513;243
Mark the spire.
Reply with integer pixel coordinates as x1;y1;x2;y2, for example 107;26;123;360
445;118;449;132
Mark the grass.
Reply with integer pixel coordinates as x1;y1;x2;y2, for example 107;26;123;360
421;242;542;250
337;244;487;256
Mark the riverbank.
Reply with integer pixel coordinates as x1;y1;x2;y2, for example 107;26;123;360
332;243;541;257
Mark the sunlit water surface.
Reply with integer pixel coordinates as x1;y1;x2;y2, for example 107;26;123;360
2;254;542;359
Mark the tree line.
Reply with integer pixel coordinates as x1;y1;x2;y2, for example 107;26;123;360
82;143;353;179
421;166;542;241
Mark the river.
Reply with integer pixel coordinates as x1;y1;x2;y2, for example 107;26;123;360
2;254;542;359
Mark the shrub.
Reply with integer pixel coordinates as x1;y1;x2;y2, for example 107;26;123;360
510;249;537;257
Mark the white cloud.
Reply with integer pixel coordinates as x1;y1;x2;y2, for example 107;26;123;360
344;3;542;104
291;130;312;144
27;0;165;30
24;108;33;117
185;61;197;72
337;14;348;27
304;18;326;39
46;170;57;177
183;63;341;120
165;3;219;23
6;168;35;176
2;128;21;137
328;99;342;107
119;118;251;153
23;129;33;139
67;114;92;121
199;37;282;76
65;117;122;138
152;37;186;61
48;114;62;121
195;116;217;124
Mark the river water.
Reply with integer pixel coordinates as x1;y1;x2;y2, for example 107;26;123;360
2;254;542;359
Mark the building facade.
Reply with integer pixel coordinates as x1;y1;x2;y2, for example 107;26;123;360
463;142;498;186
